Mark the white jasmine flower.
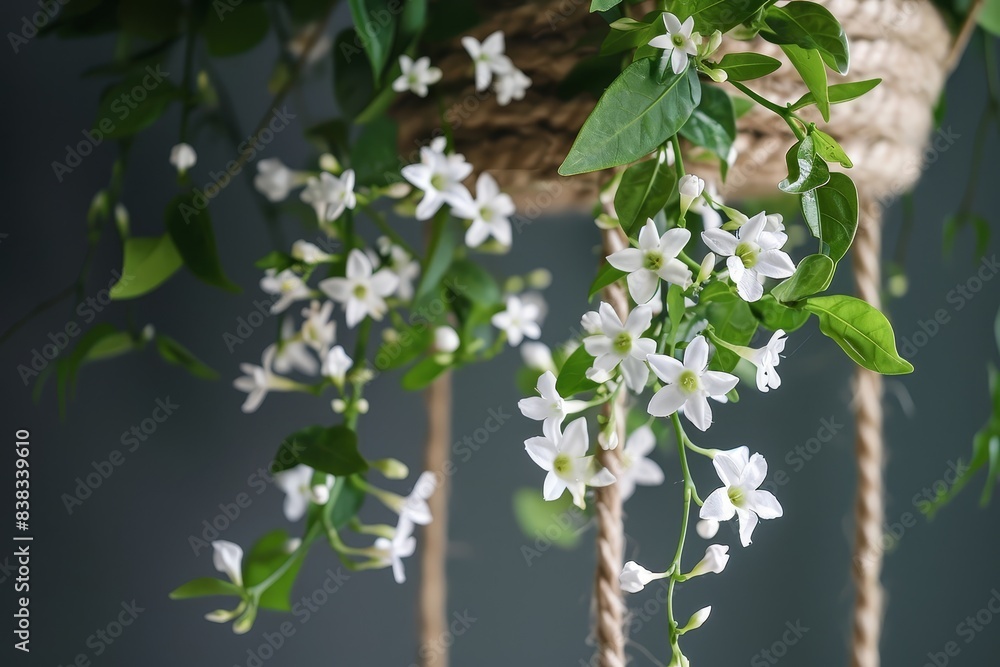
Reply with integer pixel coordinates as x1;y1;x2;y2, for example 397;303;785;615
607;219;692;304
518;370;588;440
377;237;421;300
434;326;460;353
300;169;356;222
521;342;555;372
620;560;668;593
700;446;783;546
274;464;335;521
274;318;319;376
401;471;437;525
260;268;311;314
233;345;300;413
648;13;700;75
211;540;244;587
401;137;474;220
392;55;442;97
300;300;336;357
678;174;705;219
696;519;720;539
322;345;353;386
492;295;542;346
319;249;398;327
461;30;513;91
581;311;603;334
451;172;515;248
292;240;332;264
702;212;796;302
373;519;418;584
731;329;787;392
494;67;531;106
582;303;656;392
764;213;787;245
687;544;730;577
254;158;305;203
524;417;615;509
646;336;738;431
617;425;665;501
169;142;197;173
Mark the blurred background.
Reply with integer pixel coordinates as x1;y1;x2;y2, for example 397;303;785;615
2;2;999;665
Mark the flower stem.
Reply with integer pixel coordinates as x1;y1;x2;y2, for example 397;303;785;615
728;80;806;140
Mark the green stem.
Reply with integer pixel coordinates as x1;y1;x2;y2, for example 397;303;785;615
728;80;806;140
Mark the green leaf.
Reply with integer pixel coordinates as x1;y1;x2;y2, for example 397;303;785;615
980;0;1000;36
589;263;627;299
169;577;243;600
556;346;599;396
801;172;858;261
771;254;835;303
446;259;501;306
559;61;701;175
202;2;269;57
272;425;369;476
591;0;623;10
751;295;810;332
95;71;177;138
243;530;302;612
326;475;366;529
255;250;296;272
413;213;457;305
375;323;433;372
778;135;830;194
674;0;771;33
156;334;219;380
601;16;658;55
401;358;449;391
715;53;782;81
789;78;880;111
811;128;852;168
679;85;736;163
347;0;396;83
614;156;676;234
762;2;849;74
705;287;757;371
513;488;582;549
84;330;136;361
333;30;375;119
351;117;400;186
803;295;913;374
781;44;829;121
165;194;240;293
111;235;184;300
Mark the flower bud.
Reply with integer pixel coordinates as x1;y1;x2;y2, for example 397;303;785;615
527;268;552;289
434;325;460;353
332;398;347;413
319;153;341;173
696;519;719;539
356;398;370;414
688;544;729;577
372;458;410;480
679;174;705;219
681;606;712;632
385;182;412;199
697;252;716;285
114;203;130;238
619;561;659;593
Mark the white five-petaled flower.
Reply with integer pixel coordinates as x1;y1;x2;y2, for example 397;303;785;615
300;300;336;358
451;172;515;248
401;137;474;220
392;55;443;98
617;425;666;501
702;211;796;302
300;169;356;222
648;13;700;75
212;540;243;587
582;303;656;392
169;142;197;173
518;370;587;441
254;158;305;203
646;335;738;431
400;471;437;526
700;446;783;547
319;249;399;327
494;67;531;106
607;219;693;304
524;417;615;509
260;268;312;314
739;329;787;392
274;464;335;521
274;318;319;376
619;560;667;593
377;237;421;300
373;519;418;584
292;240;332;264
322;345;353;386
233;345;298;413
688;544;730;577
461;30;513;91
491;295;542;346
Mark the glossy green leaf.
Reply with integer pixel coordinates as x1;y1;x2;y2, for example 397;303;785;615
674;0;771;32
763;2;849;74
981;0;1000;36
811;128;852;168
801;172;858;262
559;61;701;175
272;425;369;476
446;258;501;307
111;235;184;300
156;334;219;380
715;52;782;81
169;577;243;600
614;156;676;234
804;295;914;374
555;345;599;396
347;0;396;82
202;2;269;57
591;0;623;10
589;263;627;299
778;135;831;194
84;330;136;361
327;474;367;529
601;16;658;55
679;85;736;163
789;78;880;111
771;254;835;303
781;44;829;121
706;287;757;371
751;295;810;332
244;530;302;611
166;194;240;293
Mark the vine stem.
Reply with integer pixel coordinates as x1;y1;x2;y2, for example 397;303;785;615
727;80;806;140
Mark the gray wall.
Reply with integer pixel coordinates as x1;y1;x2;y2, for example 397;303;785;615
2;4;999;666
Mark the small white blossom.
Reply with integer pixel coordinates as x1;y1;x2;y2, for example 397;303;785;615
524;417;615;509
377;237;421;300
233;345;299;413
401;137;473;220
373;519;418;584
170;142;197;173
494;67;531;106
617;425;665;501
648;13;700;75
688;544;730;577
322;345;353;386
319;249;399;327
300;170;356;222
518;370;587;440
492;295;542;346
260;268;311;314
461;30;513;91
582;303;656;392
254;158;304;203
211;540;244;587
274;318;319;376
292;240;332;264
392;55;442;97
620;560;666;593
646;336;738;431
274;464;335;521
700;446;783;546
702;212;796;302
734;329;787;392
451;172;515;248
400;471;437;525
300;300;336;358
607;219;692;304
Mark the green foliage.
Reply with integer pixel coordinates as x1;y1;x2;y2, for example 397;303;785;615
348;0;397;83
715;53;782;81
781;44;830;121
614;156;677;234
165;194;240;293
169;577;243;600
679;85;737;166
155;334;219;380
556;346;600;395
778;134;831;194
803;295;913;374
513;488;582;549
110;235;184;300
244;530;304;611
118;0;182;42
333;30;376;119
702;282;757;371
674;0;772;33
762;2;849;74
751;295;810;332
770;253;835;303
810;128;852;168
352;117;401;186
790;78;881;112
801;172;859;262
401;358;449;390
590;263;628;299
95;72;178;138
202;2;270;57
272;425;369;477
